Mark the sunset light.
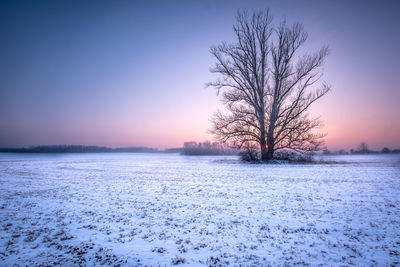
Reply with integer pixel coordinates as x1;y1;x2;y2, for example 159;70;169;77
0;0;398;151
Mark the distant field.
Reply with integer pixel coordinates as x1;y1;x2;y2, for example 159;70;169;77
0;153;399;265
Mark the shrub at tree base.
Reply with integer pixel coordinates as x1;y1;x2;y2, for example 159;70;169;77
240;148;314;163
239;147;260;162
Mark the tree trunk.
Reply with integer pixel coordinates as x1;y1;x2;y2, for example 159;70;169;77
265;121;276;161
260;141;268;161
266;142;274;160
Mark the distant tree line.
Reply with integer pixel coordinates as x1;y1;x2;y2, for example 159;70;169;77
0;145;159;153
163;148;184;153
182;141;238;155
322;142;400;155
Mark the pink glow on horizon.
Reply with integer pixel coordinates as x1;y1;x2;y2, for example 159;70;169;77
0;1;399;150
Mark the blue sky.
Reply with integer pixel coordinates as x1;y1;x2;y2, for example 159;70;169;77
1;0;399;149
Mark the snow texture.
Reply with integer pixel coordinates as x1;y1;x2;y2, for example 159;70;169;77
0;153;399;266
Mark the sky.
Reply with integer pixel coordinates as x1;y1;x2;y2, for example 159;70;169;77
0;0;399;150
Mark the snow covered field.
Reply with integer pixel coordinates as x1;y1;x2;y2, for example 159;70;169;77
0;153;399;266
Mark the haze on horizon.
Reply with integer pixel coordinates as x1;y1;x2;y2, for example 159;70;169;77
1;0;399;150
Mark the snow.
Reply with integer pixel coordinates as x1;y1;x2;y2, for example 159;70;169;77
0;153;399;265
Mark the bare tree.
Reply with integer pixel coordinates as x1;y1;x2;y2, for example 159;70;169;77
208;10;330;161
358;142;369;153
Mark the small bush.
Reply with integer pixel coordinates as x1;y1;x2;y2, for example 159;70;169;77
239;146;260;162
274;151;314;162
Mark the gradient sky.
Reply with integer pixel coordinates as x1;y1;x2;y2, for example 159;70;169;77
1;0;399;150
